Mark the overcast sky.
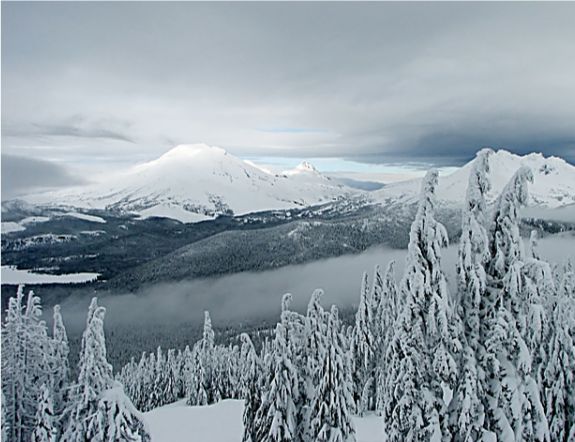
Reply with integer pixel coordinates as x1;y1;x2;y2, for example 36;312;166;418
2;2;575;191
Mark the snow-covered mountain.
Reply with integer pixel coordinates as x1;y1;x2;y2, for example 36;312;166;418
14;147;574;224
23;144;355;223
374;149;575;208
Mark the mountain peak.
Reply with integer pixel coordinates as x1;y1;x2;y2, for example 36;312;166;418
295;161;319;173
159;144;227;160
376;148;575;208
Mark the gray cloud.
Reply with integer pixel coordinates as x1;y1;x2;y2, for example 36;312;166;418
2;2;575;167
3;119;134;144
1;154;86;200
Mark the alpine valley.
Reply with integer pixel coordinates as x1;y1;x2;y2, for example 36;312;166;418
2;145;574;305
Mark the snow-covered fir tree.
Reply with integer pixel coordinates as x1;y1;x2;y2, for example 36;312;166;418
181;345;195;403
350;272;375;414
482;166;550;441
457;148;492;351
521;244;555;385
1;287;54;442
310;305;356;442
193;311;215;406
542;295;575;441
150;347;167;409
257;293;300;442
63;301;114;441
383;170;457;441
373;260;398;415
451;148;491;440
51;304;70;419
301;289;327;438
94;381;151;442
1;391;7;442
186;344;203;407
369;264;384;345
163;348;179;405
241;333;262;442
558;262;575;301
31;384;55;442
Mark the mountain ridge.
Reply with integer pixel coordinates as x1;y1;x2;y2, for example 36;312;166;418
13;147;575;224
22;144;354;223
374;149;575;208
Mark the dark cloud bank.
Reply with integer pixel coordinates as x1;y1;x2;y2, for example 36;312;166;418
1;154;85;200
2;2;575;167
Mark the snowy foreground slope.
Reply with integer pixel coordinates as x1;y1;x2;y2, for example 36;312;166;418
145;400;383;442
23;144;354;223
375;149;575;207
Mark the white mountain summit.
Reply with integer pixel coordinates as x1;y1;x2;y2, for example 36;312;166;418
18;146;575;223
375;149;575;208
24;144;354;223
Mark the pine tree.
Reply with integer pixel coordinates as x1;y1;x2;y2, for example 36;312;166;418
384;170;457;441
1;391;8;442
186;344;202;406
95;381;151;442
487;166;533;283
265;323;299;441
374;260;398;414
543;297;575;441
31;384;55;442
253;351;275;442
1;287;54;442
522;249;555;385
163;349;179;404
482;166;550;441
63;301;114;441
143;352;156;411
150;347;167;408
310;306;356;442
350;272;375;414
257;294;300;442
182;345;195;403
558;262;575;301
300;289;327;438
528;230;541;260
370;264;384;338
458;148;492;351
51;304;69;418
241;333;262;442
451;148;492;440
197;311;215;405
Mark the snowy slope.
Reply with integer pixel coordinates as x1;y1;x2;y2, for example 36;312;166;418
24;144;355;223
145;399;384;442
374;150;575;208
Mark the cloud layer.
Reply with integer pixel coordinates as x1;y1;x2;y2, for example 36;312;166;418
2;2;575;168
1;154;86;200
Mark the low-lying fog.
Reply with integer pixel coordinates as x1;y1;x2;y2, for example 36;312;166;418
57;232;575;333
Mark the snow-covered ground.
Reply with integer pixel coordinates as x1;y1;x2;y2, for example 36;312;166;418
1;216;51;234
0;265;100;285
1;211;106;236
1;221;26;234
138;204;213;223
62;212;107;223
145;399;384;442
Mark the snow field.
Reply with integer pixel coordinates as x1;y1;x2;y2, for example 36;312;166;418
145;399;384;442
